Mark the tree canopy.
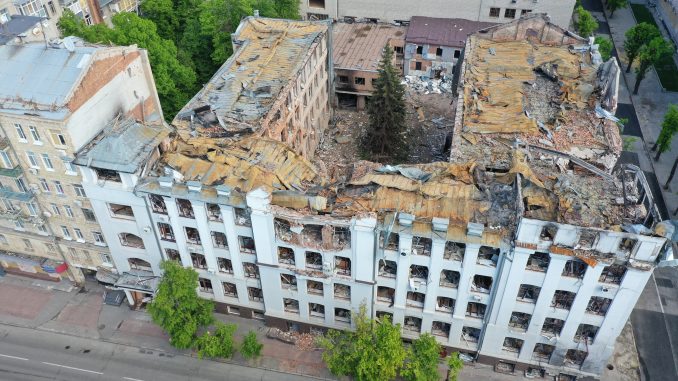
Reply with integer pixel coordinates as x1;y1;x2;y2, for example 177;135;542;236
654;104;678;160
195;323;238;359
624;22;661;73
146;260;214;349
607;0;629;17
575;6;598;37
595;36;613;61
240;330;264;359
633;36;674;95
402;333;442;381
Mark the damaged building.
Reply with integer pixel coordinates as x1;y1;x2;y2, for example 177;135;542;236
72;14;672;380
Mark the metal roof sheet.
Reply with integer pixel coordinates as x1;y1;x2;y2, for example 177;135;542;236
406;16;495;48
332;22;405;71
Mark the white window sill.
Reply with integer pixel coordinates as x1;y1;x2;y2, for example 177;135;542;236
76;239;86;243
14;228;25;232
65;170;78;176
32;141;43;146
62;237;72;241
45;168;55;172
18;139;28;144
94;242;107;247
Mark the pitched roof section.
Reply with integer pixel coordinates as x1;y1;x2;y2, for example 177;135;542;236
333;22;405;71
405;16;495;48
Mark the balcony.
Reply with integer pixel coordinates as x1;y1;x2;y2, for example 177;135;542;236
0;188;34;202
0;166;22;178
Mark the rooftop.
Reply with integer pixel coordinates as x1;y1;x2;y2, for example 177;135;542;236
405;16;496;48
333;22;406;71
0;15;43;45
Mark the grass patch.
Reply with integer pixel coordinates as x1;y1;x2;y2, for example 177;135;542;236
630;3;678;91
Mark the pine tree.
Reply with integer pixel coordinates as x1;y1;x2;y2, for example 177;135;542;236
362;45;408;162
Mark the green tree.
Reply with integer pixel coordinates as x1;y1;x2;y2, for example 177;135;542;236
240;330;264;359
607;0;628;18
624;23;661;73
575;6;598;37
595;36;614;61
447;353;464;381
361;45;408;162
652;104;678;160
319;305;407;381
195;323;238;359
633;37;674;95
402;333;441;381
146;261;214;349
58;11;197;119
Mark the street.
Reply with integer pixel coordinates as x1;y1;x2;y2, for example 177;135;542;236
0;324;314;381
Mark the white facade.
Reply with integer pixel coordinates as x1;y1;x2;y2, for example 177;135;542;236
300;0;576;29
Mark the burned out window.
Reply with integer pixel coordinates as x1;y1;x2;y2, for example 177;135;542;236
466;302;486;318
307;280;323;295
432;321;451;338
440;270;460;288
306;251;322;270
565;349;587;367
165;248;180;261
471;275;493;293
508;312;531;331
354;77;365;85
577;230;598;249
330;225;351;250
150;194;167;214
128;258;151;270
540;224;557;241
376;311;393;323
416;45;423;55
211;231;228;248
435;47;443;57
222;282;238;297
281;273;297;290
284;298;299;314
338;75;349;84
618;237;638;254
551;290;576;310
190;252;207;269
301;224;323;246
198;278;213;293
239;236;255;254
234;207;251;227
278;246;295;265
335;308;351;323
575;324;599;343
436;296;455;313
541;318;565;336
489;7;500;17
109;203;134;218
185;227;201;245
377;286;395;305
562;259;587;278
309;303;325;318
403;316;422;333
119;233;144;249
599;264;626;284
95;168;121;182
378;259;397;278
586;296;612;316
526;252;550;272
502;337;523;353
462;326;480;343
206;203;221;221
406;291;425;308
477;246;499;266
274;218;293;243
176;199;194;219
335;256;351;276
217;257;233;273
533;343;554;361
412;236;432;256
158;223;175;242
444;241;465;261
243;262;259;278
379;231;399;250
516;284;540;303
495;362;516;374
504;8;516;19
409;265;428;281
334;283;350;300
248;287;263;302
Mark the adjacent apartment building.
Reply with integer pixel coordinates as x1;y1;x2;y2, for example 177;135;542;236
0;39;162;282
301;0;576;29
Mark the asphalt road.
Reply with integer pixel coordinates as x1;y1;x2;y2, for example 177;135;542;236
0;324;314;381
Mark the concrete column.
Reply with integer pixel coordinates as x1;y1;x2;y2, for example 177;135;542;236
424;238;444;313
246;188;275;264
491;249;530;327
354;216;376;283
191;200;219;272
219;205;245;278
163;196;192;268
394;231;413;315
453;243;479;320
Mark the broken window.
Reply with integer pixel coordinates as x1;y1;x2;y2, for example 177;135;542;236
586;296;612;316
533;343;554;361
466;302;486;318
307;280;323;295
416;45;423;55
495;361;516;374
223;282;237;297
564;349;587;367
109;203;134;218
440;270;460;288
278;246;295;265
409;265;428;281
338;75;349;84
190;252;206;269
477;246;499;266
95;168;121;182
618;237;637;255
435;47;443;57
562;259;587;278
301;224;323;246
551;290;576;310
158;223;175;242
280;274;297;290
176;199;194;219
558;374;577;381
335;256;351;276
444;241;465;261
526;252;550;272
577;230;598;249
334;283;350;300
541;318;565;336
525;368;545;378
432;321;451;338
305;251;322;270
406;291;425;308
540;224;557;241
234;207;251;227
119;233;144;249
185;227;201;245
508;312;531;331
378;259;397;278
599;264;626;284
575;323;599;344
211;231;228;248
128;258;151;270
376;311;393;323
354;77;365;85
309;303;325;318
489;7;500;17
516;284;541;303
335;308;351;323
471;275;493;293
436;296;455;313
217;257;233;273
150;194;167;214
165;248;180;261
377;286;395;305
403;316;422;333
206;203;221;221
504;8;516;18
462;326;480;343
248;287;263;302
379;231;399;250
198;278;213;293
238;236;255;254
502;337;524;353
243;262;259;278
274;218;294;243
330;226;351;250
411;236;432;256
283;298;299;314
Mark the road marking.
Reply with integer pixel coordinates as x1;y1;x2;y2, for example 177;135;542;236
41;361;103;375
123;377;145;381
0;353;28;361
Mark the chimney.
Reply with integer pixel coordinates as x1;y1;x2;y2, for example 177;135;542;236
253;9;260;18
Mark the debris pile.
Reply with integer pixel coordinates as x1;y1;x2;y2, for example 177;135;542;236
403;75;453;94
266;328;320;351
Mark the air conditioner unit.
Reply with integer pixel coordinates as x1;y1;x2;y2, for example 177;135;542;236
28;168;38;175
